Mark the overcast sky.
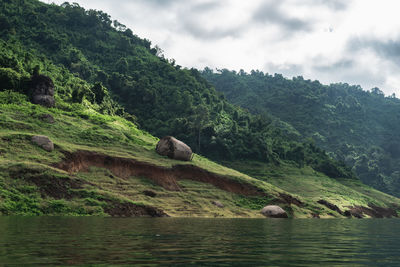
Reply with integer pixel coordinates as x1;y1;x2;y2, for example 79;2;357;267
44;0;400;95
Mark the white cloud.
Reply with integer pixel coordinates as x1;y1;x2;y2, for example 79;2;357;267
44;0;400;95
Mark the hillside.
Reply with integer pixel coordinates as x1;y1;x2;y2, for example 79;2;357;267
0;0;399;218
1;91;399;218
202;69;400;196
0;0;357;179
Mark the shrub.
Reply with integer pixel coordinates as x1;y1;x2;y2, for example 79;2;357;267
0;67;21;91
0;90;28;105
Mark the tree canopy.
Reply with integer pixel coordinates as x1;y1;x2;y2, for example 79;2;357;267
202;68;400;195
0;0;354;179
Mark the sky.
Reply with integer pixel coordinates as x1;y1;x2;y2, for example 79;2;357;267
43;0;400;95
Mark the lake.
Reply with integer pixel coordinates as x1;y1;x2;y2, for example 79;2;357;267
0;217;399;266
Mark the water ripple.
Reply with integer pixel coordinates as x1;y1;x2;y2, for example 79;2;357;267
0;217;399;266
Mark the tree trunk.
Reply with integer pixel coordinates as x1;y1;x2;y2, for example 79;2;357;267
198;128;201;153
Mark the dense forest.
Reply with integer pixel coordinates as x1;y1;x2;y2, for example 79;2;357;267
202;69;400;196
0;0;357;179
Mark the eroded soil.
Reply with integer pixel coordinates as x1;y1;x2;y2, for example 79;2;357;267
55;150;265;196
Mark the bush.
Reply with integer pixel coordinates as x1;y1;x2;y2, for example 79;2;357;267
0;67;21;91
0;90;28;105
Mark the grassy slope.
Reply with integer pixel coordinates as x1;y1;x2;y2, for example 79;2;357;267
224;161;400;218
1;95;399;218
0;97;275;217
202;70;400;196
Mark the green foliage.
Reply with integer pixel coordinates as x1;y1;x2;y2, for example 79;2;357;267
0;90;28;104
0;185;42;215
41;199;72;214
202;69;400;195
0;67;21;91
0;0;396;218
234;196;271;210
0;0;362;218
91;82;108;104
0;0;355;180
0;37;126;117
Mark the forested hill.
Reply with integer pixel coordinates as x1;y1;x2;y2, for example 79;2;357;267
202;68;400;196
0;0;354;178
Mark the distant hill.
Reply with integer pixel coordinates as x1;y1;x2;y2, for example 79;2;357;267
202;68;400;196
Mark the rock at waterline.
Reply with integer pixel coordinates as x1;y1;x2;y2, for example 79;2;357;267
32;135;54;152
261;205;288;218
30;74;55;108
156;136;193;161
211;200;224;208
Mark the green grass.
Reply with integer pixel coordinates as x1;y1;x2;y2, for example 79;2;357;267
1;93;400;218
0;96;274;217
224;160;400;217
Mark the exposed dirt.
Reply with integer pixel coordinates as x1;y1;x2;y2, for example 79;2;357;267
143;190;157;197
268;193;303;208
315;198;398;218
173;164;265;196
9;167;85;199
9;166;168;217
103;201;169;217
278;193;304;206
56;151;180;190
317;199;344;215
28;174;85;199
349;204;398;218
55;150;265;196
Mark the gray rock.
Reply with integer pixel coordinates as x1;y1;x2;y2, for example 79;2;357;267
31;135;54;152
156;136;192;161
33;95;55;108
30;75;55;108
211;200;224;208
261;205;288;218
39;114;55;124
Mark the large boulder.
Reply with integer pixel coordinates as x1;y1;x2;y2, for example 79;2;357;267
31;135;54;152
156;136;193;161
261;205;288;218
30;75;55;108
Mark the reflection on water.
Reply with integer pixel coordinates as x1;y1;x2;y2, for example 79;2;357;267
0;217;399;266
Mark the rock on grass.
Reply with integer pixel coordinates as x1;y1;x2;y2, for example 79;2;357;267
261;205;288;218
32;135;54;152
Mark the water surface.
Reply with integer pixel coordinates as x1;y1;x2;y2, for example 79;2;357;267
0;217;399;266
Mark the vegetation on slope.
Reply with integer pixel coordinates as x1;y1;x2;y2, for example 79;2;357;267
224;160;400;218
0;90;272;217
0;0;355;179
203;69;400;196
0;0;398;218
1;91;398;218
